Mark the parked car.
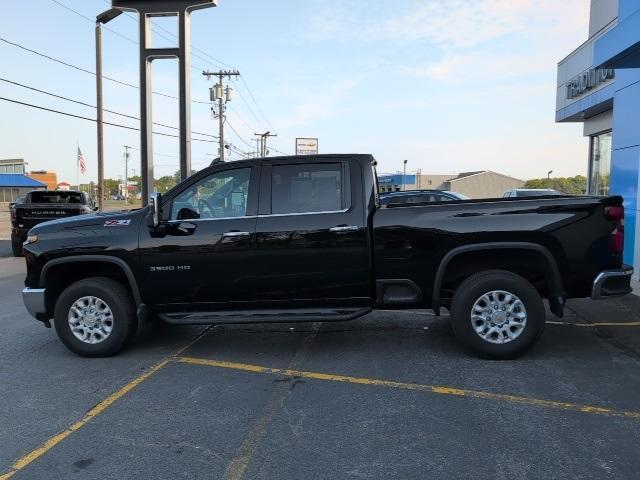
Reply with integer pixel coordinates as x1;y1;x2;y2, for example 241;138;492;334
11;190;96;256
503;189;563;198
380;190;469;205
21;154;631;359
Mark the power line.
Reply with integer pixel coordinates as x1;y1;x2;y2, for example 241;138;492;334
0;76;219;139
0;95;217;143
227;103;258;134
239;76;275;131
226;120;255;150
52;1;276;140
127;146;211;163
230;78;269;131
51;0;135;45
270;146;292;156
51;0;210;73
0;36;210;104
110;3;229;71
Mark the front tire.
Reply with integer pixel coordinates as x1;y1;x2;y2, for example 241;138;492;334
11;235;23;257
450;270;545;359
54;277;137;357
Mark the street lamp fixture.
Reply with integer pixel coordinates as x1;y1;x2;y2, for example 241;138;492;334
403;159;408;191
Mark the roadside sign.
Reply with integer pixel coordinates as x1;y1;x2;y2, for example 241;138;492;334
295;138;319;156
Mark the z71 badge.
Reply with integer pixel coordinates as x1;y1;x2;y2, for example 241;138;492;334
104;219;131;227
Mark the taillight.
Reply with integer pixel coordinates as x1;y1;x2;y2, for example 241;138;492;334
605;205;624;254
605;206;624;221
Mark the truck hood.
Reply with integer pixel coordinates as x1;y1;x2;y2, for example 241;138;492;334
29;208;146;235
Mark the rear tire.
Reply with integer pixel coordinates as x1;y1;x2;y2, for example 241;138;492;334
54;277;137;357
450;270;545;359
11;235;23;257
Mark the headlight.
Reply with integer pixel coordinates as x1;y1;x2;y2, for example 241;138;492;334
24;234;38;245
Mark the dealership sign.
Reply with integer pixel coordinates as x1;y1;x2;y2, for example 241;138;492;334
295;138;318;155
566;68;615;99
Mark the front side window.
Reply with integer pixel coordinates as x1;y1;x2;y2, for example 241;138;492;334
272;163;343;214
589;131;612;195
171;168;250;220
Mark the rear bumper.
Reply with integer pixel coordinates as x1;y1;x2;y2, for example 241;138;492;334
591;266;634;299
22;288;47;320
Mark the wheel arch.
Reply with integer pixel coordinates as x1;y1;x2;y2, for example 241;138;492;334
41;256;141;316
432;242;565;317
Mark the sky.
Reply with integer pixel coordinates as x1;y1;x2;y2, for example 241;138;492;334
0;0;591;184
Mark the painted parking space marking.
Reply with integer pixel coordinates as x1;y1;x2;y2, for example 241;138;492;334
0;359;169;480
223;322;321;480
0;327;212;480
177;356;640;421
547;320;640;327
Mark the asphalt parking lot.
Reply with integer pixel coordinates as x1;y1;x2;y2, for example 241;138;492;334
1;211;640;479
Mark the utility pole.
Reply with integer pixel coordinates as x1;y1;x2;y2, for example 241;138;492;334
202;70;240;161
123;145;131;200
254;131;277;157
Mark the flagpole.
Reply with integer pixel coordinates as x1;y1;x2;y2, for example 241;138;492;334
76;143;80;192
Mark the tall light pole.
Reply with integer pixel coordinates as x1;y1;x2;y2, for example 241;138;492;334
403;159;408;191
112;0;218;205
95;8;123;211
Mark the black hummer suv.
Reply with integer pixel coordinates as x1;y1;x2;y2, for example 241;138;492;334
11;190;96;256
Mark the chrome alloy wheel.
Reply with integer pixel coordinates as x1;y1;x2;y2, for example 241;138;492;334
470;290;527;344
67;296;114;344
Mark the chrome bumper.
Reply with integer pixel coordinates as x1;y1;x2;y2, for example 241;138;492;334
22;288;47;319
592;266;634;300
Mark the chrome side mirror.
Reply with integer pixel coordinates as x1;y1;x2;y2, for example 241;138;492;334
149;192;162;228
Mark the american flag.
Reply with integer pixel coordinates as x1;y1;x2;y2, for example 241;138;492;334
78;147;87;174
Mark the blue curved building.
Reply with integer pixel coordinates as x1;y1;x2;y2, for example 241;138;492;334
556;0;640;275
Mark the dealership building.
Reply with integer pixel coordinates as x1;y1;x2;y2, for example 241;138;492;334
556;0;640;274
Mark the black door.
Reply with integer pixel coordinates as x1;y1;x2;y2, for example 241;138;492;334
138;165;259;309
252;158;371;308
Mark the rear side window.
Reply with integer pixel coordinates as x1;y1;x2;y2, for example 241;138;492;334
272;163;343;214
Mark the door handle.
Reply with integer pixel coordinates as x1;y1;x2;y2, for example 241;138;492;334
222;231;251;237
329;225;359;233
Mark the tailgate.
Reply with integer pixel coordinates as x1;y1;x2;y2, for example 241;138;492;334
16;204;83;229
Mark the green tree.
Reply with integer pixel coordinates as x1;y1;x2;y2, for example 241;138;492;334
103;179;120;197
524;175;587;195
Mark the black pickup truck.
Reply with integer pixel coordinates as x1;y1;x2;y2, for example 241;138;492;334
21;154;632;358
11;190;96;256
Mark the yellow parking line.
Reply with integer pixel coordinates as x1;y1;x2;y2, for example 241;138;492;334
0;327;212;480
0;359;169;480
547;321;640;327
178;356;640;421
223;323;321;480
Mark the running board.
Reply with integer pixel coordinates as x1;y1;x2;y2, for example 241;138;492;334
158;307;372;325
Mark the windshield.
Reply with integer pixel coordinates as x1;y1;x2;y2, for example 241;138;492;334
29;191;83;204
